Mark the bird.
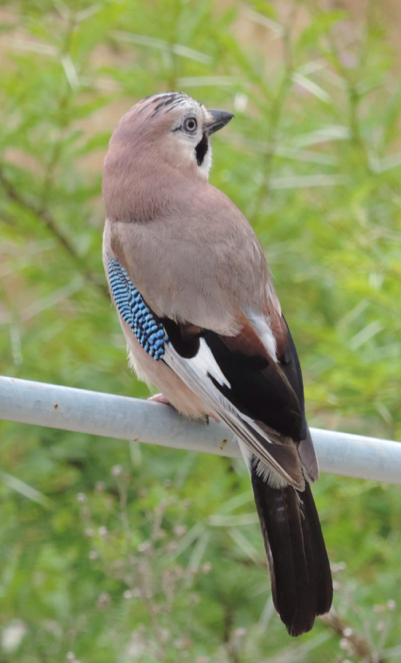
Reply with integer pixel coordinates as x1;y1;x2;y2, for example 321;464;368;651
102;91;333;636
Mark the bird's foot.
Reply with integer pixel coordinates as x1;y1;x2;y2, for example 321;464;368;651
148;393;171;405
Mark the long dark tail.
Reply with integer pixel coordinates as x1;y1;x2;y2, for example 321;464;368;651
251;462;333;636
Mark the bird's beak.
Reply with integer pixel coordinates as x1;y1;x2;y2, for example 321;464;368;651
205;109;234;135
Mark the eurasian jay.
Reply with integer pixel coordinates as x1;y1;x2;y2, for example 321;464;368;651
102;92;333;636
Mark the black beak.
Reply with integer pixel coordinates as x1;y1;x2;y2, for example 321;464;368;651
205;109;234;135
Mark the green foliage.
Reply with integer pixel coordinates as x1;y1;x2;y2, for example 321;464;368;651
0;1;400;661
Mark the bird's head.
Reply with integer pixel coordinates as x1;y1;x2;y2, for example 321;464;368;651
106;92;234;181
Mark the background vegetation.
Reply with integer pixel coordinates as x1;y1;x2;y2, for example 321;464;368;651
0;0;401;661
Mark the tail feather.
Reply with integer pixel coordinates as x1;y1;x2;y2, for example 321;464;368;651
301;482;333;616
251;459;332;636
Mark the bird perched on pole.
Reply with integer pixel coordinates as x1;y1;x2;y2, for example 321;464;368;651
102;91;333;636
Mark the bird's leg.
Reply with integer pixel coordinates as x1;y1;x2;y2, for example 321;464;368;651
148;393;171;405
205;413;221;424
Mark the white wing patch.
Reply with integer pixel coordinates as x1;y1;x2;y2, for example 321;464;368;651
187;337;230;388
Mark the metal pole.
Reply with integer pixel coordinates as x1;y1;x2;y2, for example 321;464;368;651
0;376;400;485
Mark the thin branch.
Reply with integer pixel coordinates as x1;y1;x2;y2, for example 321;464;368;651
0;13;107;299
250;3;299;215
39;14;77;213
325;7;372;170
321;608;384;663
0;169;107;297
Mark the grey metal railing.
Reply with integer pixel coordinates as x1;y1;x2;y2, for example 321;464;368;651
1;376;400;485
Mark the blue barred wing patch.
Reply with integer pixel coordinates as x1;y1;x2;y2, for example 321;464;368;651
108;258;166;360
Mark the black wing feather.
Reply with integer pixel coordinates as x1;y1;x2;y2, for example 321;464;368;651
203;329;304;440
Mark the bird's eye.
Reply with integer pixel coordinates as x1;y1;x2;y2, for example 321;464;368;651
183;117;198;133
